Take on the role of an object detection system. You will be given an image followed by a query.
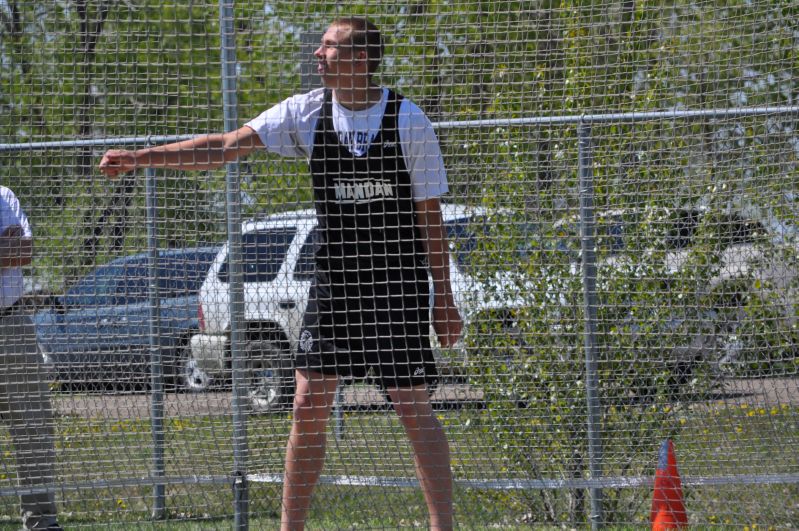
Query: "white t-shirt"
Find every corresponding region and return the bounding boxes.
[245,88,448,201]
[0,186,32,308]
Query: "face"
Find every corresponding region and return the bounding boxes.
[314,24,367,89]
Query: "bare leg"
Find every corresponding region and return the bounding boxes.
[281,369,339,531]
[387,386,453,531]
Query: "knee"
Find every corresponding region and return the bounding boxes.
[292,391,325,414]
[291,370,337,420]
[394,402,440,432]
[392,399,418,421]
[291,391,334,426]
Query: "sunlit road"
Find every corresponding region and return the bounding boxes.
[52,383,484,420]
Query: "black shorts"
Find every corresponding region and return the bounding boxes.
[295,272,438,390]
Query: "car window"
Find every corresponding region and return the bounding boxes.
[63,264,128,307]
[114,265,150,304]
[218,227,296,283]
[293,228,318,281]
[158,250,219,297]
[62,249,218,308]
[664,209,701,250]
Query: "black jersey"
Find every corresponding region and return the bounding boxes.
[296,88,437,389]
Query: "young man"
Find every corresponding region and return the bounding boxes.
[0,186,63,531]
[99,17,461,530]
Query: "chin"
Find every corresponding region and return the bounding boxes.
[322,78,344,90]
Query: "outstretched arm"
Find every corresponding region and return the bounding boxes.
[98,125,264,177]
[415,197,462,348]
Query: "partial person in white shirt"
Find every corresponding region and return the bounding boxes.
[0,186,62,531]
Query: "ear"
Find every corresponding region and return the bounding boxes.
[355,49,369,62]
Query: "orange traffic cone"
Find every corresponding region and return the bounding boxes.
[650,439,688,530]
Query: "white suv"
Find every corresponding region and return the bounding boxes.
[187,203,530,411]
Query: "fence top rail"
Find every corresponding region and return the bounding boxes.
[2,105,798,153]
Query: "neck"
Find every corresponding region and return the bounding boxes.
[333,84,382,110]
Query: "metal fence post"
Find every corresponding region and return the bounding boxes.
[145,161,166,520]
[218,2,248,529]
[577,121,604,529]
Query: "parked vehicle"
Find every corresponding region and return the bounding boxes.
[187,204,533,411]
[35,246,220,391]
[184,202,796,410]
[554,205,798,380]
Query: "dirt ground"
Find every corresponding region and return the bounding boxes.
[52,378,798,421]
[714,377,799,406]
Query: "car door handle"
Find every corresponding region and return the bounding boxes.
[278,299,297,310]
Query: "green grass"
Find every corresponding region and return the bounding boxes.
[0,401,797,529]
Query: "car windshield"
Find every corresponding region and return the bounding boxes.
[62,249,218,307]
[64,263,141,306]
[294,216,537,278]
[218,227,296,283]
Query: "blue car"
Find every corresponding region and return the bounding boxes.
[35,247,219,391]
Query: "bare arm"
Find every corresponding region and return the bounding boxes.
[98,125,264,177]
[0,225,32,269]
[415,197,462,347]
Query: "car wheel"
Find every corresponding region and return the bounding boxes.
[180,358,213,392]
[243,340,295,413]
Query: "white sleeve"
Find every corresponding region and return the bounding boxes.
[398,101,449,201]
[17,200,31,238]
[244,94,314,158]
[0,188,31,238]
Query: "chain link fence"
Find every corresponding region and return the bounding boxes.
[1,1,798,528]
